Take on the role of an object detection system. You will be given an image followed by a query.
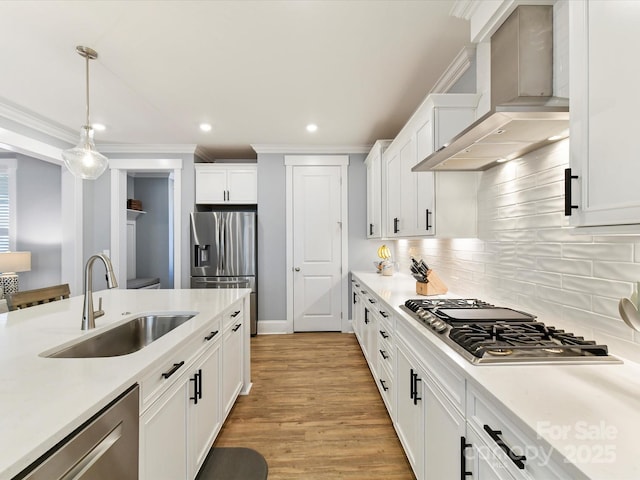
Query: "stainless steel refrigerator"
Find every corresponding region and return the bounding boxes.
[190,211,257,335]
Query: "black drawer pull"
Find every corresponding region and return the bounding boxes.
[364,309,370,324]
[190,369,202,404]
[379,330,389,339]
[411,369,422,405]
[162,361,185,379]
[483,425,526,469]
[230,310,241,317]
[353,292,357,304]
[204,330,219,341]
[379,310,388,318]
[564,168,579,216]
[232,323,242,332]
[379,349,389,360]
[368,298,376,304]
[379,379,389,392]
[393,217,399,233]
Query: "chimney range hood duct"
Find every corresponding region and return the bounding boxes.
[413,5,569,172]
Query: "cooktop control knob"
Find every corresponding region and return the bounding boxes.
[432,319,447,333]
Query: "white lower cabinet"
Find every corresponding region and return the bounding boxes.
[190,341,222,477]
[350,274,581,480]
[139,297,247,480]
[140,373,189,480]
[395,341,425,477]
[222,306,244,418]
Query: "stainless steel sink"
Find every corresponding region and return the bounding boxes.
[46,313,197,358]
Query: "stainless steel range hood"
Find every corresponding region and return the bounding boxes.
[413,5,569,172]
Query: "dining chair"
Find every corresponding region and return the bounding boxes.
[6,283,71,311]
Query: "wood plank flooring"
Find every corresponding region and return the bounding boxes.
[213,333,415,479]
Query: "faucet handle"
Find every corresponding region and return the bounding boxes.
[94,297,105,319]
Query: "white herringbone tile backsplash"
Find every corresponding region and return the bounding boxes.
[393,139,640,362]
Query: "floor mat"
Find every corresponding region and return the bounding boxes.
[196,447,268,480]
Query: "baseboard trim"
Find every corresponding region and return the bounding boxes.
[257,320,290,335]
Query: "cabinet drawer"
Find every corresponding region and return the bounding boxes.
[376,360,394,415]
[140,316,221,411]
[222,301,244,330]
[467,386,572,479]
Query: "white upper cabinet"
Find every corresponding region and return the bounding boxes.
[195,164,257,204]
[365,140,391,239]
[383,94,479,238]
[568,1,640,229]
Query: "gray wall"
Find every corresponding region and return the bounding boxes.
[16,155,62,290]
[134,177,172,288]
[447,55,477,94]
[256,152,371,323]
[85,152,195,290]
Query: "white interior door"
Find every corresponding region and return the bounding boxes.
[291,165,343,331]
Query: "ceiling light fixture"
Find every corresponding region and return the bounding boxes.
[199,123,212,132]
[61,46,108,180]
[306,124,318,133]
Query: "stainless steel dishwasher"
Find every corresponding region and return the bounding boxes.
[14,384,139,480]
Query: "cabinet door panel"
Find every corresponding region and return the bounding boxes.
[424,380,465,480]
[385,151,402,237]
[395,345,424,478]
[190,343,222,477]
[222,322,244,417]
[195,169,227,204]
[570,1,640,227]
[228,169,257,203]
[140,379,188,480]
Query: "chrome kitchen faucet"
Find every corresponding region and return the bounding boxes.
[82,254,118,330]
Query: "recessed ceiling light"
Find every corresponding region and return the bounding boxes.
[199,123,212,132]
[92,123,106,132]
[306,124,318,133]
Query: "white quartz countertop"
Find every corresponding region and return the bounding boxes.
[0,288,249,479]
[352,271,640,480]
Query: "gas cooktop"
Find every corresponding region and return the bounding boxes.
[401,298,621,365]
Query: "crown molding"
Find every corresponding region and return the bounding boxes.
[98,143,197,155]
[194,146,217,163]
[0,98,77,144]
[430,45,476,94]
[450,0,481,20]
[251,144,371,155]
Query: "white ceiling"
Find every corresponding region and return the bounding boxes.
[0,1,471,159]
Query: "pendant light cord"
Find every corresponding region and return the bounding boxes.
[85,53,90,128]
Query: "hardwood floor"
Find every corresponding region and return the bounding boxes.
[214,333,415,479]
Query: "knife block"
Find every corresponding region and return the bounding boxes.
[416,270,448,296]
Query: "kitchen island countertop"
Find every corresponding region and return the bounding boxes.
[0,287,250,479]
[352,270,640,480]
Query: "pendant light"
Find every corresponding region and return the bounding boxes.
[62,46,108,180]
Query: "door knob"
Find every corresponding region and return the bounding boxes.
[294,267,301,272]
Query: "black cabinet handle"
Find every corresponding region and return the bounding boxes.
[393,217,399,233]
[425,209,432,230]
[379,310,388,318]
[369,223,374,236]
[368,298,376,304]
[483,425,526,469]
[379,379,389,392]
[564,168,579,216]
[409,368,415,400]
[364,309,369,324]
[190,369,202,404]
[204,330,219,341]
[162,361,185,379]
[353,292,357,304]
[230,310,241,317]
[355,283,360,287]
[379,349,389,360]
[411,369,422,405]
[232,323,242,332]
[460,437,472,479]
[379,330,389,339]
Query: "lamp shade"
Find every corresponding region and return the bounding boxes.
[0,252,31,273]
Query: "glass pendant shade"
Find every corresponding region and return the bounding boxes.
[62,126,108,180]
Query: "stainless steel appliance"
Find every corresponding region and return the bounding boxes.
[16,384,139,479]
[402,298,620,365]
[190,211,257,335]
